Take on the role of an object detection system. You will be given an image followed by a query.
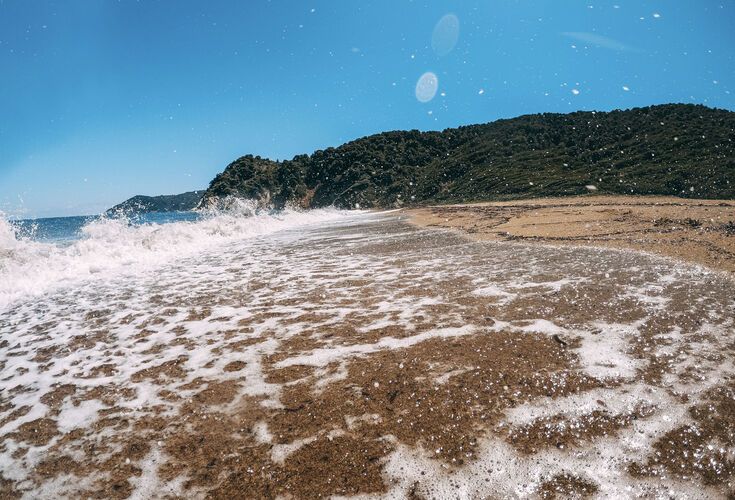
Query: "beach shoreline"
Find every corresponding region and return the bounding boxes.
[3,208,735,498]
[405,195,735,274]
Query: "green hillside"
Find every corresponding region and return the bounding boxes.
[202,104,735,209]
[107,191,204,214]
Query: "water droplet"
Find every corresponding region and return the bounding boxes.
[415,72,439,103]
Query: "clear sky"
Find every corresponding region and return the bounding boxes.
[1,1,733,218]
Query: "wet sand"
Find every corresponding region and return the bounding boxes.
[1,212,735,498]
[407,195,735,273]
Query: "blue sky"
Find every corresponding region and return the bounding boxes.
[1,1,733,218]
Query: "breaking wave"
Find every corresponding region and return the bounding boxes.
[0,200,355,310]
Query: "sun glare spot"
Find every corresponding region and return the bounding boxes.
[415,72,439,103]
[432,14,460,56]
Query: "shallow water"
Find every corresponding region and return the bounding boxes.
[1,212,734,498]
[0,207,349,310]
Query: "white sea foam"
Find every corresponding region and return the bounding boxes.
[0,204,357,310]
[578,321,643,379]
[471,284,517,304]
[2,212,734,497]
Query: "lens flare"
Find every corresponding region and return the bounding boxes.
[415,72,439,103]
[432,14,460,56]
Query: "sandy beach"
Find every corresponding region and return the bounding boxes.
[2,208,735,498]
[4,0,734,496]
[407,195,735,274]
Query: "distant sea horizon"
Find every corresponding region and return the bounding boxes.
[8,211,201,243]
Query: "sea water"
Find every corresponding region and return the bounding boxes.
[0,204,358,311]
[8,212,202,244]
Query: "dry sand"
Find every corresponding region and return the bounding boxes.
[406,195,735,273]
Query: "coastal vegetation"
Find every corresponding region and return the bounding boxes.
[107,191,204,214]
[201,104,735,209]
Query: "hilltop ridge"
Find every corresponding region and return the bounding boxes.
[201,104,735,209]
[107,191,204,214]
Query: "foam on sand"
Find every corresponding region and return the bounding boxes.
[1,211,734,498]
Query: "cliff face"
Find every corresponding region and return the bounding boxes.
[201,104,735,209]
[107,191,204,214]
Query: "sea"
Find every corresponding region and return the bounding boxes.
[0,204,358,310]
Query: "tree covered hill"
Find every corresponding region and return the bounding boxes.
[201,104,735,209]
[107,191,204,214]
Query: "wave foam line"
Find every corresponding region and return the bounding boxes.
[0,202,357,310]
